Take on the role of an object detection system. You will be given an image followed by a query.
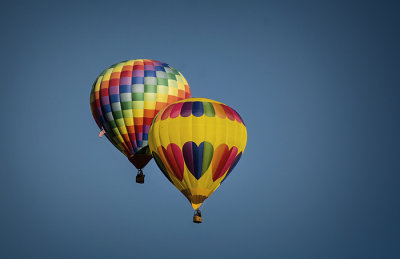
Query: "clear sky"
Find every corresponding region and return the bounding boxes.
[1,0,399,258]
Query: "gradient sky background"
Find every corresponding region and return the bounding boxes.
[1,0,399,258]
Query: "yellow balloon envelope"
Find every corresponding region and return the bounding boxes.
[149,98,247,212]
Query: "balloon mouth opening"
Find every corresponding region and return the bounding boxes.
[128,154,152,169]
[181,189,209,210]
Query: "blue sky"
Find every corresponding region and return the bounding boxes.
[1,0,399,258]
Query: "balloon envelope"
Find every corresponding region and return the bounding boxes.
[90,59,191,169]
[149,98,247,209]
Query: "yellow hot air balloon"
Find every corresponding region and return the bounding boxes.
[148,98,247,223]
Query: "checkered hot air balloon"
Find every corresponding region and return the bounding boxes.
[148,98,247,223]
[90,59,191,183]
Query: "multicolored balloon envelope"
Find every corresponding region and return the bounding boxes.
[149,98,247,213]
[90,59,191,177]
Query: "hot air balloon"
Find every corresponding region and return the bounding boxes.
[148,98,247,223]
[90,59,191,183]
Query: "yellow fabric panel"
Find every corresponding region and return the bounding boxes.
[103,68,113,80]
[133,109,144,117]
[158,116,244,148]
[94,76,102,93]
[118,126,128,135]
[124,116,133,126]
[177,81,185,91]
[112,62,124,72]
[156,93,168,102]
[181,75,189,86]
[144,100,156,109]
[168,80,178,89]
[124,60,134,66]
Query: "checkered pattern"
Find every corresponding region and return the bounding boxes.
[90,59,191,158]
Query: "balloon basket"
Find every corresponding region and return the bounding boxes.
[136,170,145,184]
[193,209,202,223]
[193,215,202,223]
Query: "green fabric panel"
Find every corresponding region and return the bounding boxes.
[132,92,144,101]
[201,142,214,174]
[109,120,117,129]
[203,102,215,117]
[113,110,123,119]
[171,68,180,75]
[157,78,168,86]
[167,73,176,80]
[144,84,157,93]
[121,101,132,110]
